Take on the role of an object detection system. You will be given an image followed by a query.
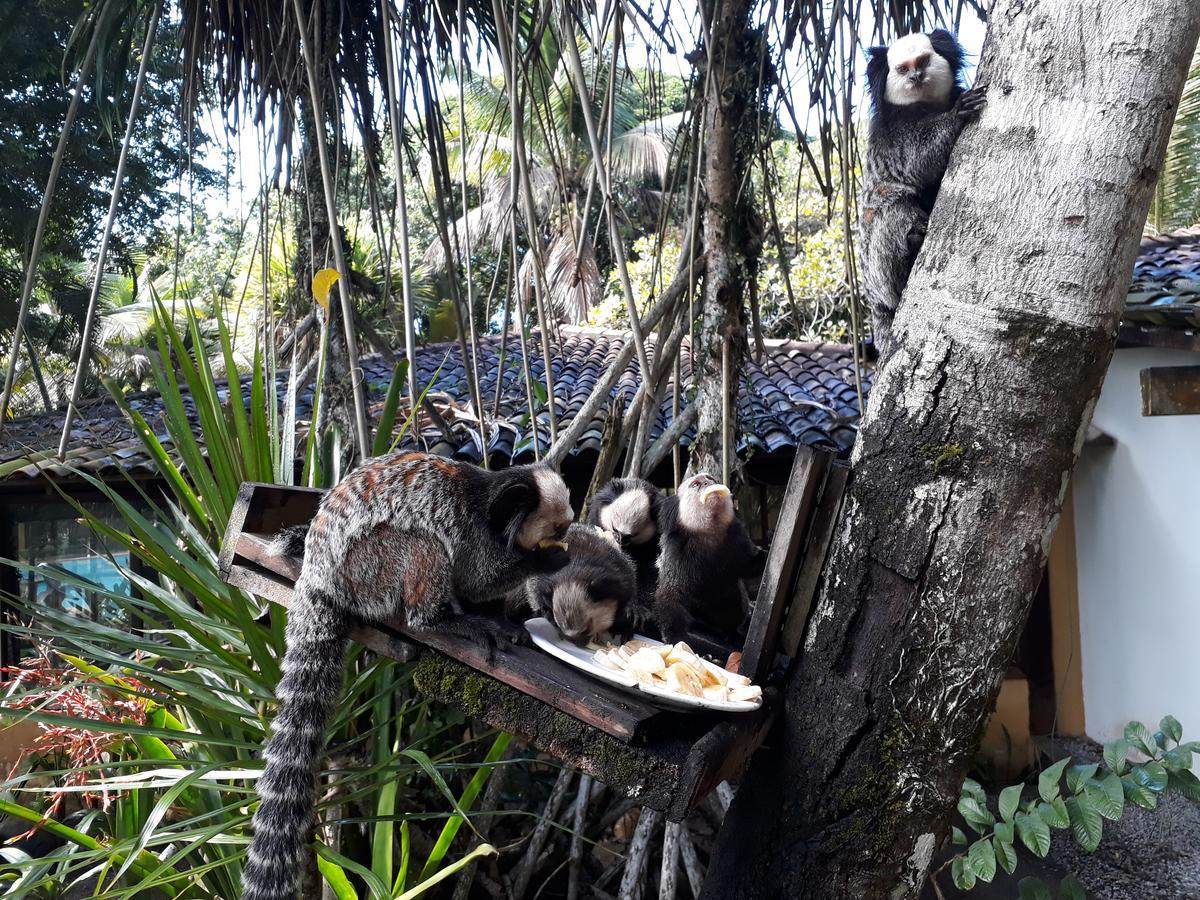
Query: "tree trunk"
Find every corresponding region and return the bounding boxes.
[702,3,1200,898]
[689,0,768,481]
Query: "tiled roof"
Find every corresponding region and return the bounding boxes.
[1125,227,1200,327]
[0,329,868,482]
[4,225,1198,484]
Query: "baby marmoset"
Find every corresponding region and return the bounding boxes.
[654,473,766,651]
[243,453,573,900]
[587,477,663,623]
[860,29,985,363]
[525,523,639,645]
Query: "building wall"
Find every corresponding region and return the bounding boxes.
[1072,347,1200,743]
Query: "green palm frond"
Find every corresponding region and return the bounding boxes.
[1152,51,1200,231]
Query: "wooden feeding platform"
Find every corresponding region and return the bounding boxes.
[218,447,848,821]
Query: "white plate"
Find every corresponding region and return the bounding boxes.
[523,618,762,713]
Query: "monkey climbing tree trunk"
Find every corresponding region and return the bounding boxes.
[702,3,1200,898]
[689,0,769,482]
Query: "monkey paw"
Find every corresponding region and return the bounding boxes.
[956,86,987,118]
[906,220,928,255]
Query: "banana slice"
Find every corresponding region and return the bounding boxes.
[702,685,730,702]
[538,538,568,551]
[664,662,705,697]
[728,684,762,703]
[629,647,667,675]
[593,649,621,670]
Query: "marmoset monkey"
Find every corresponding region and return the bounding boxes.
[860,30,985,362]
[242,452,573,900]
[524,523,639,645]
[654,473,766,651]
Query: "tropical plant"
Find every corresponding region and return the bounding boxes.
[938,715,1200,897]
[0,301,509,898]
[430,40,688,324]
[1152,49,1200,232]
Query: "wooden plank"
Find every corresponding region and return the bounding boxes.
[779,462,849,658]
[677,697,777,818]
[226,556,662,741]
[1140,365,1200,416]
[219,482,322,579]
[1118,321,1200,354]
[739,447,831,684]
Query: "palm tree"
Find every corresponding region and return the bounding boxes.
[427,36,686,324]
[1152,49,1200,231]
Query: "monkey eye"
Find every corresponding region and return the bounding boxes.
[896,63,909,74]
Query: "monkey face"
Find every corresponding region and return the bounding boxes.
[678,473,735,534]
[598,489,656,548]
[884,33,954,107]
[551,580,618,646]
[512,468,574,551]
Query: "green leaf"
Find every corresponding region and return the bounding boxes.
[1162,747,1193,772]
[1086,774,1125,821]
[418,732,513,883]
[1180,741,1200,753]
[962,777,988,806]
[1168,769,1200,802]
[1121,773,1158,810]
[994,821,1014,845]
[951,856,977,891]
[968,837,997,883]
[1125,721,1158,757]
[1037,798,1070,830]
[1066,794,1103,852]
[1059,874,1088,900]
[1067,763,1098,795]
[1039,758,1071,802]
[1018,877,1054,900]
[1000,784,1023,823]
[1103,739,1131,775]
[1016,812,1052,858]
[1136,761,1169,793]
[994,835,1018,875]
[951,826,968,846]
[395,843,497,900]
[957,795,995,833]
[372,360,409,456]
[317,854,360,900]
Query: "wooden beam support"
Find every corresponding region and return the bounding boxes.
[1140,365,1200,416]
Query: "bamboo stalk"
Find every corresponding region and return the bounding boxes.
[379,0,421,420]
[511,766,574,899]
[0,11,103,425]
[658,822,680,900]
[457,0,488,468]
[490,0,559,449]
[676,824,705,899]
[566,772,593,900]
[544,249,702,467]
[558,13,654,397]
[57,1,162,457]
[289,0,371,459]
[616,807,661,900]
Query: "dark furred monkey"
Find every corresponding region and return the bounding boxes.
[242,453,573,900]
[860,30,986,363]
[654,473,766,650]
[525,523,639,645]
[587,477,663,601]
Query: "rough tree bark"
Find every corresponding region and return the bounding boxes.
[689,0,769,481]
[702,2,1200,898]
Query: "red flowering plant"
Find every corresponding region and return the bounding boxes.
[2,646,151,824]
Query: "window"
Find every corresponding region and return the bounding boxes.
[1,492,149,668]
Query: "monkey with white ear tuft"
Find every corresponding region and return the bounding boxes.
[860,29,985,363]
[587,477,663,606]
[524,523,639,646]
[242,453,573,900]
[653,473,766,654]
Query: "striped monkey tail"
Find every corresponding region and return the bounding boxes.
[241,584,348,900]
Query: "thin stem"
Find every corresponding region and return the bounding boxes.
[57,1,162,458]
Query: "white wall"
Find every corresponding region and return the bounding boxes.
[1073,347,1200,743]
